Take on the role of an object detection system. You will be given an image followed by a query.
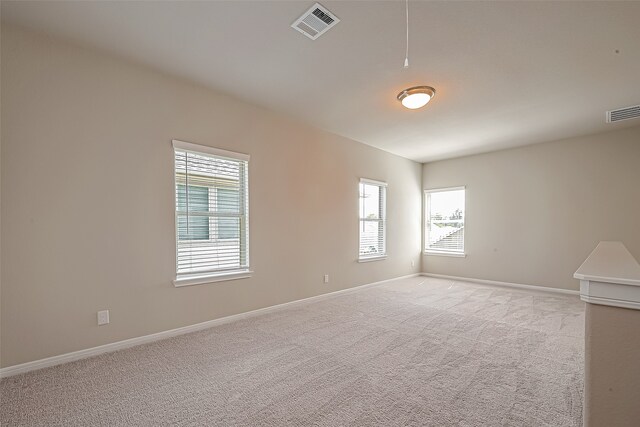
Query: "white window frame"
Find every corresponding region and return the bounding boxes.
[358,178,387,262]
[172,140,252,287]
[424,186,466,258]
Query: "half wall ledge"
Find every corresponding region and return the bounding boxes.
[574,241,640,310]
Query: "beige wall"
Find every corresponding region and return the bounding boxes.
[422,126,640,291]
[0,26,422,368]
[584,304,640,427]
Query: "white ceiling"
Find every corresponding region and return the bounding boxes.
[3,1,640,162]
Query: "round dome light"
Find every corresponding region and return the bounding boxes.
[397,86,436,109]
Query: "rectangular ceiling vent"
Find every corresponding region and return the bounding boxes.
[606,104,640,123]
[291,3,340,40]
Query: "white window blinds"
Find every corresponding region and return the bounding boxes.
[173,140,249,277]
[425,187,465,254]
[359,179,387,260]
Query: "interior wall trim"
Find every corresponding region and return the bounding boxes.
[421,273,580,295]
[0,273,420,378]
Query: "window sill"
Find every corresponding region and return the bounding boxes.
[358,255,387,263]
[423,251,466,258]
[173,270,253,287]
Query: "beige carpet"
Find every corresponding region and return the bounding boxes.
[0,276,584,426]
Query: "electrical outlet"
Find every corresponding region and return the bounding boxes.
[324,274,329,284]
[411,260,415,267]
[97,310,110,326]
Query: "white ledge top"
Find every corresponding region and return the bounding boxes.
[574,241,640,287]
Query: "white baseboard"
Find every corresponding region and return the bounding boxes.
[421,272,579,296]
[0,273,420,379]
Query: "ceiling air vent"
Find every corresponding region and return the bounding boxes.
[291,3,340,40]
[606,104,640,123]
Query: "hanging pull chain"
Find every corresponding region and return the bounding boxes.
[404,0,409,68]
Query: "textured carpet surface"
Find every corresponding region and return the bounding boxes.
[0,277,584,426]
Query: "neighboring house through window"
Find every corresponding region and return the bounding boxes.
[424,186,465,256]
[177,184,209,240]
[359,178,387,261]
[217,188,240,240]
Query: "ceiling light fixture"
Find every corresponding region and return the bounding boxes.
[397,2,436,110]
[397,86,436,109]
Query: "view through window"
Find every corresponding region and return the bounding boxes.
[425,187,465,254]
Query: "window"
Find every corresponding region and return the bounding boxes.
[424,187,465,256]
[173,140,250,285]
[359,178,387,261]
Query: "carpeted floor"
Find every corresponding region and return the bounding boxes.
[0,277,584,426]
